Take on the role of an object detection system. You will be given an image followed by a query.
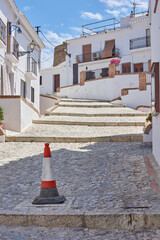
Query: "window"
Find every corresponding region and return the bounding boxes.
[31,87,34,103]
[101,68,109,77]
[40,76,42,85]
[21,80,26,98]
[134,63,143,73]
[122,63,131,74]
[86,71,95,81]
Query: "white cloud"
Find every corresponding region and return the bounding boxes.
[70,26,82,33]
[105,9,120,17]
[23,6,31,11]
[81,11,103,21]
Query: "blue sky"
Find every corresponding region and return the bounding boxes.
[14,0,148,68]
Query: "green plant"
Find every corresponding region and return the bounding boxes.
[0,107,4,121]
[146,113,152,122]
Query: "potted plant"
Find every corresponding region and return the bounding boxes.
[110,59,121,66]
[146,113,152,123]
[0,107,4,128]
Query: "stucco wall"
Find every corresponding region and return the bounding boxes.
[121,85,151,109]
[0,97,39,132]
[40,95,57,115]
[153,115,160,165]
[57,74,139,101]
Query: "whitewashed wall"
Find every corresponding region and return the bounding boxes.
[121,85,151,109]
[0,97,39,132]
[40,95,57,115]
[40,64,67,95]
[57,74,140,101]
[150,0,160,165]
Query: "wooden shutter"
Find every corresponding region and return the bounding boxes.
[154,0,159,13]
[73,63,78,85]
[102,40,115,58]
[40,76,42,85]
[83,44,91,62]
[31,87,35,103]
[134,63,143,73]
[122,62,131,73]
[54,74,60,92]
[155,62,160,112]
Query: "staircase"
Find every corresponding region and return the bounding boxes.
[6,98,147,143]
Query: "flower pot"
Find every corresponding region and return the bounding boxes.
[0,121,3,129]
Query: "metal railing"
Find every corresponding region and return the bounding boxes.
[8,36,19,59]
[76,48,120,63]
[83,62,150,81]
[130,36,151,50]
[82,18,120,36]
[27,57,37,76]
[0,19,6,45]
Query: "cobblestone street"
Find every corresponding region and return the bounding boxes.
[1,142,160,238]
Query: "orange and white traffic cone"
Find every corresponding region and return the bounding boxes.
[32,143,66,205]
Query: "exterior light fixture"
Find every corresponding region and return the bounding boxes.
[18,40,36,57]
[10,25,22,34]
[64,48,71,58]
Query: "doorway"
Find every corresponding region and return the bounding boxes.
[54,74,60,92]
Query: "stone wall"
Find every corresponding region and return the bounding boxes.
[54,43,67,66]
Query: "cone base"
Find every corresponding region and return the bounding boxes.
[32,195,66,205]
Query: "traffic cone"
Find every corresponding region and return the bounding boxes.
[32,143,66,205]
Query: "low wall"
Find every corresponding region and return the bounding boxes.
[0,96,39,132]
[40,95,58,115]
[57,74,139,101]
[121,85,151,109]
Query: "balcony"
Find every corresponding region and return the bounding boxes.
[0,19,6,48]
[76,48,120,64]
[6,37,19,64]
[130,36,151,50]
[26,57,37,80]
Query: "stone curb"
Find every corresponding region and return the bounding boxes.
[1,213,160,229]
[32,120,145,127]
[5,135,143,143]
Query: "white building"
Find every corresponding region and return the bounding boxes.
[0,0,45,132]
[41,11,152,109]
[149,0,160,165]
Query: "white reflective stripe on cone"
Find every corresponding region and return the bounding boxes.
[42,158,54,181]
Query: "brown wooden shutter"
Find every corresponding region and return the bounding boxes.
[102,40,115,58]
[40,76,42,85]
[134,63,143,73]
[155,62,160,112]
[122,62,131,73]
[54,74,60,92]
[83,44,91,62]
[154,0,159,13]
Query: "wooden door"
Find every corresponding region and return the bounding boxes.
[73,63,78,85]
[122,62,131,73]
[54,74,60,92]
[83,44,91,62]
[134,63,143,73]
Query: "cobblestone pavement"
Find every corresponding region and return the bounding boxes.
[0,142,159,214]
[0,226,160,240]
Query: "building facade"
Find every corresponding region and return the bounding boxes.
[0,0,45,132]
[149,0,160,165]
[41,12,152,109]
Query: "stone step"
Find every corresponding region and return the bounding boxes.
[33,115,145,127]
[6,124,143,143]
[0,212,160,230]
[58,102,126,108]
[50,112,147,117]
[51,106,148,116]
[60,98,108,103]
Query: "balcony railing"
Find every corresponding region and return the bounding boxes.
[130,36,151,50]
[0,19,6,45]
[27,57,37,76]
[76,48,120,63]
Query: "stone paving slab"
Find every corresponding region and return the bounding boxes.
[0,142,160,229]
[1,226,160,240]
[58,103,125,108]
